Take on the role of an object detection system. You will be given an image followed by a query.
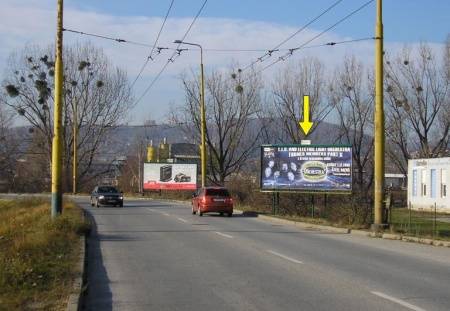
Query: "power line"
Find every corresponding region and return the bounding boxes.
[240,0,344,72]
[131,0,175,89]
[134,0,209,107]
[68,27,352,53]
[238,0,376,86]
[63,28,153,48]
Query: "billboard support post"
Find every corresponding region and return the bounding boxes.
[311,195,315,218]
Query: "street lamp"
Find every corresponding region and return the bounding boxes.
[174,40,207,188]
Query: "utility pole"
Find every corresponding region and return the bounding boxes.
[51,0,64,218]
[72,98,77,194]
[373,0,387,229]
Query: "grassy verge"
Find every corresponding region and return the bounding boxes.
[0,198,90,311]
[390,208,450,240]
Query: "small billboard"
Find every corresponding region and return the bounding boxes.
[143,163,197,190]
[261,144,352,192]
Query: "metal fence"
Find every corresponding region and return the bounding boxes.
[390,203,450,240]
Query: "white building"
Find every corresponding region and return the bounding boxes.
[408,157,449,211]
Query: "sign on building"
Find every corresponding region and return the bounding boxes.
[260,144,352,193]
[143,163,197,190]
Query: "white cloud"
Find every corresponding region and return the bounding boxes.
[0,1,445,124]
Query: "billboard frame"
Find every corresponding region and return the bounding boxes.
[143,162,198,191]
[260,144,353,194]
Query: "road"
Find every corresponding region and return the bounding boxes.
[74,197,450,311]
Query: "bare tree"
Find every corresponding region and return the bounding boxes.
[0,101,18,189]
[172,67,264,184]
[272,57,332,142]
[384,43,450,174]
[330,56,374,193]
[2,42,133,190]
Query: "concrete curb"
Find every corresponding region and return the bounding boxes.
[350,229,371,237]
[66,208,88,311]
[381,233,402,240]
[255,213,351,234]
[66,235,86,311]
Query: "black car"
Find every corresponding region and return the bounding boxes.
[90,185,124,207]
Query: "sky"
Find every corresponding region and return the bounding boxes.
[1,0,449,125]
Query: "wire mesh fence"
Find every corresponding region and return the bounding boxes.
[390,203,450,240]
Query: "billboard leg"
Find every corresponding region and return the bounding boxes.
[311,195,315,218]
[276,192,280,214]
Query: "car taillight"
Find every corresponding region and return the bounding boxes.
[201,196,207,204]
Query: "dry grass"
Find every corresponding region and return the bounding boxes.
[0,197,89,311]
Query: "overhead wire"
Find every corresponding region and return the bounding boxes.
[239,0,344,72]
[236,0,376,88]
[131,0,175,89]
[133,0,208,106]
[63,28,153,48]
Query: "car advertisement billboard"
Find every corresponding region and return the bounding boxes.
[143,163,197,190]
[261,145,352,192]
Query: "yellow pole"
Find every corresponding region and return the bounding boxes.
[374,0,386,227]
[72,99,77,194]
[51,0,64,218]
[200,48,206,188]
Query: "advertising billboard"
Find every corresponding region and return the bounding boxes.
[143,163,197,190]
[261,145,352,192]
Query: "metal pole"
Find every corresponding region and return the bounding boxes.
[408,201,411,234]
[174,40,207,188]
[434,202,437,239]
[51,0,64,218]
[138,147,142,193]
[72,98,77,194]
[199,47,206,188]
[373,0,386,228]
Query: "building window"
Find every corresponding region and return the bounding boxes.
[412,170,417,197]
[421,170,427,197]
[430,169,436,198]
[442,169,447,198]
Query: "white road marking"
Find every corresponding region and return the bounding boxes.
[371,291,427,311]
[177,217,188,223]
[266,250,303,264]
[214,231,233,239]
[162,212,170,216]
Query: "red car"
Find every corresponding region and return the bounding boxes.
[192,187,233,217]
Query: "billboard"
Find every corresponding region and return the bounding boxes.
[143,163,197,190]
[261,145,352,192]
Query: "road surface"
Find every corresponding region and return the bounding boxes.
[74,197,450,311]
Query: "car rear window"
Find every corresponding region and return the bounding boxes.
[205,189,230,196]
[98,186,118,193]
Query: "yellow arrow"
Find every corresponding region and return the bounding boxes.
[299,95,313,135]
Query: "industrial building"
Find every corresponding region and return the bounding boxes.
[408,157,449,211]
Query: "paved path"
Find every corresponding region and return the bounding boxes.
[75,197,450,311]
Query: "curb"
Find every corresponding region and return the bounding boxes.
[256,213,350,234]
[66,209,88,311]
[66,235,86,311]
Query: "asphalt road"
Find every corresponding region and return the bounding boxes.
[75,197,450,311]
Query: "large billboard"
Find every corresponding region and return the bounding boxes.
[261,145,352,192]
[143,163,197,190]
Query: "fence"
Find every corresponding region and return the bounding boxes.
[390,203,450,240]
